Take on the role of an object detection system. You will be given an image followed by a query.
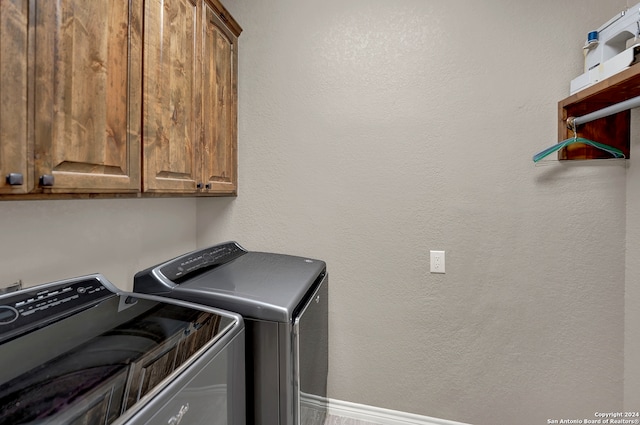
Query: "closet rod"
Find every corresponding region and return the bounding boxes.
[570,94,640,127]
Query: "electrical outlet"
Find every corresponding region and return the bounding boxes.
[430,251,445,274]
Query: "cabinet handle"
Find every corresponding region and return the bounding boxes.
[196,183,204,189]
[39,174,54,187]
[5,173,23,186]
[205,184,211,190]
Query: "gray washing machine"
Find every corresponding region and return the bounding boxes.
[0,274,245,425]
[133,241,328,425]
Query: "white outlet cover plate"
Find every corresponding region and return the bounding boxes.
[430,250,445,274]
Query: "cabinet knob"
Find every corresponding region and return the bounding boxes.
[196,183,204,189]
[205,184,211,190]
[5,173,23,186]
[39,174,54,187]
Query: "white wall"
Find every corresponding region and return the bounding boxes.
[197,1,633,424]
[0,198,197,290]
[0,1,633,424]
[626,112,640,409]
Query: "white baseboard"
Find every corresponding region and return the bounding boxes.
[301,393,472,425]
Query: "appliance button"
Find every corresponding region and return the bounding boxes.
[0,306,19,324]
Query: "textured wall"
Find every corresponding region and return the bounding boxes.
[198,0,632,424]
[0,198,197,290]
[627,112,640,409]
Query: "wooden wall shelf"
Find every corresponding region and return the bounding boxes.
[558,63,640,160]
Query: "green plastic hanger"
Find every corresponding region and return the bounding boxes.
[532,136,625,163]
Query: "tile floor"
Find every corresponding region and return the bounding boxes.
[323,414,382,425]
[302,404,383,425]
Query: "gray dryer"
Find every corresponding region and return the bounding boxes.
[133,241,328,425]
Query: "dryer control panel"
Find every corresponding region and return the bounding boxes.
[159,242,247,283]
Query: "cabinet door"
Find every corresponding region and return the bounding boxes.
[0,0,29,194]
[34,0,142,193]
[143,0,200,193]
[201,0,240,195]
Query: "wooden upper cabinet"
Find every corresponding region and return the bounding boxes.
[201,0,240,195]
[33,0,142,193]
[0,0,29,194]
[0,0,238,199]
[143,0,241,195]
[143,0,200,193]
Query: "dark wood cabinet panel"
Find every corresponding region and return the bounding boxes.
[33,0,142,193]
[143,0,200,193]
[0,0,29,194]
[201,0,239,195]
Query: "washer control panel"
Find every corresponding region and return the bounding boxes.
[159,241,247,283]
[0,277,112,342]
